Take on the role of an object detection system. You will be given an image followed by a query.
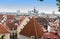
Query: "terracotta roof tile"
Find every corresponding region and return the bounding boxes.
[43,32,60,39]
[19,17,44,38]
[0,23,10,34]
[6,22,17,30]
[7,14,15,20]
[6,16,27,30]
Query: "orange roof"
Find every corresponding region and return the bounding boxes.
[19,17,44,38]
[0,23,10,34]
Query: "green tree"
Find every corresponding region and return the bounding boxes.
[56,0,60,12]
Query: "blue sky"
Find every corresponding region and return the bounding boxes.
[0,0,59,13]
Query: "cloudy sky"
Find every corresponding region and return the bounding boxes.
[0,0,60,14]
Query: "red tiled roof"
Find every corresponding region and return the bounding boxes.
[0,23,10,34]
[6,16,27,30]
[19,17,44,38]
[7,14,16,20]
[6,15,17,30]
[6,22,17,30]
[43,32,60,39]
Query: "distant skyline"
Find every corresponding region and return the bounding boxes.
[0,0,60,14]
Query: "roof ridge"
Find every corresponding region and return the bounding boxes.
[32,17,39,39]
